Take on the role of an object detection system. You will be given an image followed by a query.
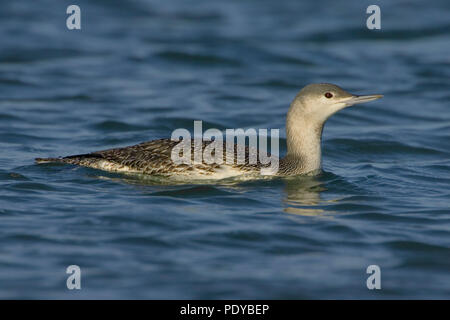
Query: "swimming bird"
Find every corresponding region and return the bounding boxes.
[36,83,382,180]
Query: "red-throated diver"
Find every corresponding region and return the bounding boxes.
[35,84,382,179]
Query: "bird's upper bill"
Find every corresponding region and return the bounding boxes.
[341,94,383,107]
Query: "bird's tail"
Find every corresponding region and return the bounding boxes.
[35,153,103,165]
[35,157,65,164]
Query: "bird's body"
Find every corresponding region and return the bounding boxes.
[36,84,382,180]
[37,139,269,180]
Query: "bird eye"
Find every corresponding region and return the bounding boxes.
[324,92,333,98]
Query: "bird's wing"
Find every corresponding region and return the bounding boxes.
[40,138,266,174]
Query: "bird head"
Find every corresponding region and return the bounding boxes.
[290,83,383,123]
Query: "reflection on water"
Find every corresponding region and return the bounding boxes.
[93,166,335,218]
[283,174,331,217]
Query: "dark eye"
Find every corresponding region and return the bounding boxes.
[324,92,333,98]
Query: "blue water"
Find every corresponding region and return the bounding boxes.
[0,0,449,299]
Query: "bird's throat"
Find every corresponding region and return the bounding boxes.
[284,116,323,174]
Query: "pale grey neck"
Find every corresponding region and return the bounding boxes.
[282,105,324,175]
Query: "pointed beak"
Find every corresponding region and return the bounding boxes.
[343,94,383,106]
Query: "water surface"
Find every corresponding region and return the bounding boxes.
[0,0,449,299]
